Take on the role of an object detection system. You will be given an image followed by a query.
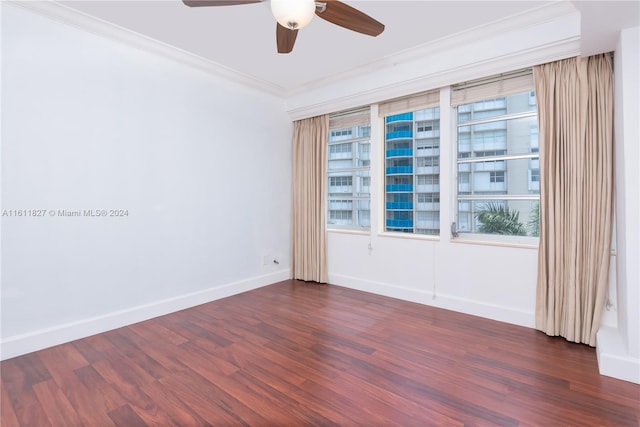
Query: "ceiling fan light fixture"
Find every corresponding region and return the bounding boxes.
[270,0,316,30]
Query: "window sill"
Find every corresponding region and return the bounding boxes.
[327,228,370,236]
[451,234,538,249]
[378,232,440,242]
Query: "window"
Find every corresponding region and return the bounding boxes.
[329,143,351,154]
[330,129,353,139]
[380,90,441,236]
[329,176,353,188]
[452,70,540,237]
[417,193,439,203]
[489,171,505,183]
[530,169,540,182]
[417,175,439,185]
[329,210,353,221]
[327,108,371,229]
[416,156,439,167]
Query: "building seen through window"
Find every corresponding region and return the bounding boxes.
[384,107,441,235]
[455,87,540,237]
[327,109,371,229]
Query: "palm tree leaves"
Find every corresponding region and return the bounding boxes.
[474,201,527,236]
[528,202,540,237]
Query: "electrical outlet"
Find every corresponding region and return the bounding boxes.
[263,255,271,266]
[273,256,280,265]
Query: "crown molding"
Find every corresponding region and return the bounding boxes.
[285,37,580,121]
[284,3,582,120]
[6,0,285,97]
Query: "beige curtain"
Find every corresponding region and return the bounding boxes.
[291,115,329,283]
[534,54,614,346]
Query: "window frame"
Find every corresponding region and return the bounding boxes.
[381,102,442,238]
[452,83,540,245]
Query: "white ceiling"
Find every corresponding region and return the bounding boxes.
[56,0,639,93]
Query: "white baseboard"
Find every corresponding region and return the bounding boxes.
[0,269,290,361]
[597,326,640,384]
[329,273,535,328]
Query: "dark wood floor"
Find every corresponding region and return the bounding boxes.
[2,280,638,426]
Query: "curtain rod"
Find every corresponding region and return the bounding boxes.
[329,106,370,119]
[452,68,532,92]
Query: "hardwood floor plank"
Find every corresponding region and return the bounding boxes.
[228,369,344,427]
[158,370,268,425]
[1,358,52,427]
[570,379,640,408]
[299,375,463,427]
[128,318,190,347]
[0,379,21,427]
[32,379,83,426]
[61,382,122,426]
[217,342,314,386]
[36,348,123,426]
[37,343,89,379]
[108,404,148,427]
[71,333,116,364]
[91,358,157,409]
[312,342,519,426]
[176,340,239,377]
[104,328,175,381]
[1,353,51,387]
[71,365,129,413]
[140,379,213,427]
[2,280,638,426]
[221,356,357,425]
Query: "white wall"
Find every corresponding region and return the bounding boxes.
[597,25,640,384]
[1,4,292,359]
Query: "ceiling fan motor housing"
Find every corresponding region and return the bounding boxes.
[270,0,316,30]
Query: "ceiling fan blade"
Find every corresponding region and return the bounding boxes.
[183,0,263,7]
[276,23,298,54]
[315,1,384,37]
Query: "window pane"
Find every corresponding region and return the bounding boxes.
[385,107,440,235]
[457,116,537,158]
[327,117,371,230]
[457,157,539,196]
[457,199,540,237]
[457,92,535,124]
[456,87,539,237]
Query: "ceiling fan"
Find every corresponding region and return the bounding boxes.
[182,0,385,54]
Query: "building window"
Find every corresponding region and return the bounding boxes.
[327,108,371,229]
[329,176,353,188]
[329,143,351,154]
[452,70,540,237]
[489,171,505,183]
[530,169,540,182]
[329,210,353,221]
[330,129,353,139]
[417,175,439,185]
[383,104,440,235]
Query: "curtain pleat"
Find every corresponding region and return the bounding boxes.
[291,115,329,283]
[534,54,613,346]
